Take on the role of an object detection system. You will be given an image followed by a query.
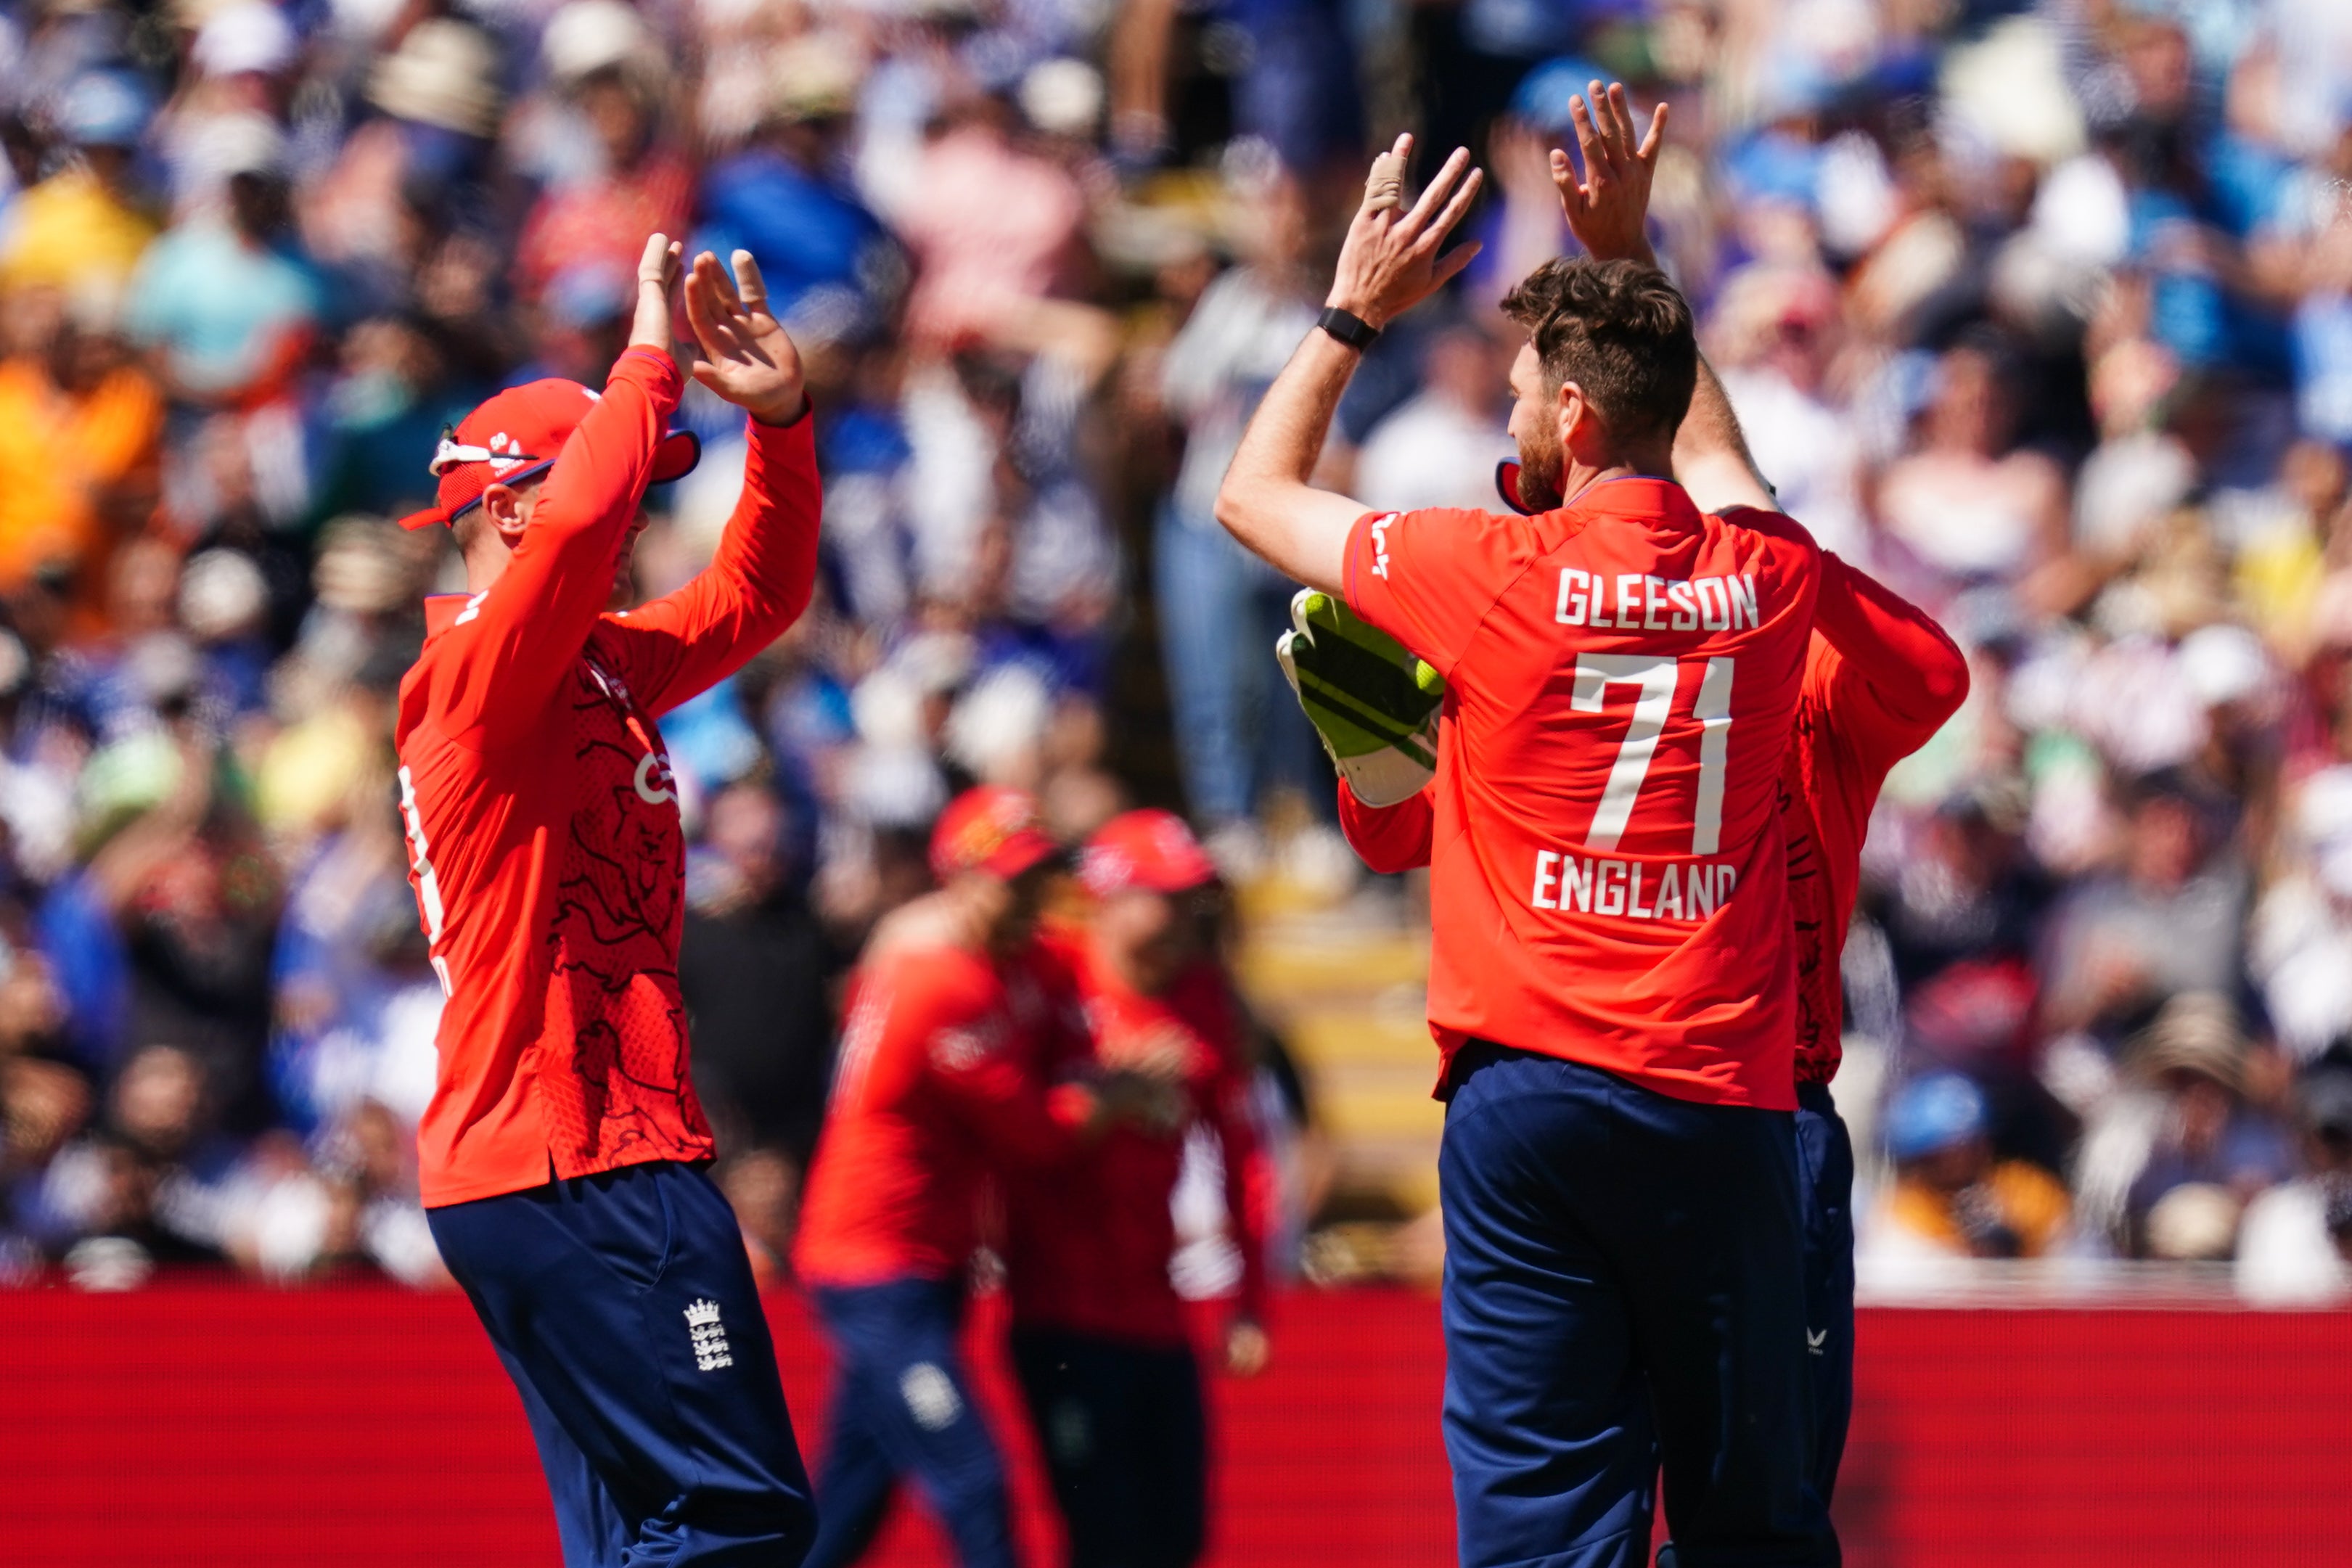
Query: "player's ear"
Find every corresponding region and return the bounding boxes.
[1557,379,1595,457]
[481,482,532,549]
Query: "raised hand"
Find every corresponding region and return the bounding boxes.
[1326,134,1486,330]
[628,233,684,353]
[1553,81,1668,266]
[684,248,809,426]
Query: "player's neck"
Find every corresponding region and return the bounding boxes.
[1554,427,1677,506]
[1556,458,1661,509]
[462,541,514,596]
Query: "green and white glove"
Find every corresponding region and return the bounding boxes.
[1277,589,1446,808]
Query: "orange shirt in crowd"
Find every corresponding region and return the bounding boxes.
[0,353,165,603]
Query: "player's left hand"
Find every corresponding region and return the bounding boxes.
[1553,80,1667,268]
[684,249,809,426]
[629,233,683,353]
[1325,134,1485,331]
[1224,1318,1270,1378]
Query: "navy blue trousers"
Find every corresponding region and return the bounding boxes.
[1009,1326,1208,1568]
[427,1160,816,1568]
[1439,1046,1838,1568]
[804,1278,1013,1568]
[1793,1084,1856,1509]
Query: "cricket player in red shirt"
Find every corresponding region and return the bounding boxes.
[792,785,1134,1568]
[1548,89,1969,1526]
[395,236,821,1567]
[1003,808,1270,1568]
[1214,96,1837,1565]
[1335,544,1969,1516]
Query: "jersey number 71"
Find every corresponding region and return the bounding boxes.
[1570,654,1735,856]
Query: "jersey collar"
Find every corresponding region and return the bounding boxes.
[1498,467,1704,525]
[1565,474,1703,525]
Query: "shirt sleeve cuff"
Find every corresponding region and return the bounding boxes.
[610,345,683,398]
[746,401,818,456]
[1341,509,1378,613]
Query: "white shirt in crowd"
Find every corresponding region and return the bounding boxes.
[2234,1181,2351,1306]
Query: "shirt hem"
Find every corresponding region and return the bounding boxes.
[420,1144,708,1209]
[1432,1030,1798,1113]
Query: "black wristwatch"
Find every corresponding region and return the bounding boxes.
[1316,305,1380,352]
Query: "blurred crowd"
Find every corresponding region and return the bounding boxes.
[3,0,2352,1305]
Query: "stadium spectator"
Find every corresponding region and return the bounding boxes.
[680,780,840,1170]
[1350,323,1515,514]
[1861,1072,2072,1273]
[1152,156,1328,853]
[2236,1070,2352,1304]
[0,291,164,617]
[2113,995,2295,1257]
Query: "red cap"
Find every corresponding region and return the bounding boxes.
[930,785,1061,882]
[396,374,700,530]
[1079,809,1217,897]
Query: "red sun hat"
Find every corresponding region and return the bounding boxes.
[930,784,1062,883]
[396,374,700,531]
[1080,808,1218,897]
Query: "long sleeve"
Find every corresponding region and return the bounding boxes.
[1337,783,1435,874]
[1810,551,1971,775]
[921,961,1093,1170]
[602,409,823,718]
[934,1047,1091,1170]
[1168,966,1269,1326]
[432,349,683,742]
[1213,1067,1271,1325]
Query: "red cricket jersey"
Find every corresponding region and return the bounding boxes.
[1001,933,1268,1346]
[1780,554,1970,1083]
[793,936,1096,1289]
[1342,479,1820,1109]
[393,348,821,1207]
[1338,549,1967,1093]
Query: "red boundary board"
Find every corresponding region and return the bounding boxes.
[5,1284,2348,1567]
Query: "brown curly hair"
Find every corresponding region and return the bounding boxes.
[1500,258,1697,450]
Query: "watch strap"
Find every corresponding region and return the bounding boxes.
[1316,306,1380,351]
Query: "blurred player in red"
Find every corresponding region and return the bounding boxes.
[793,785,1139,1568]
[1215,91,1838,1567]
[394,237,821,1566]
[1004,808,1271,1568]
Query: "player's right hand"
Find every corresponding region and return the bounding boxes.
[684,249,810,427]
[1324,134,1485,331]
[1277,588,1445,809]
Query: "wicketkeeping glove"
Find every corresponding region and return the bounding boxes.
[1277,589,1446,809]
